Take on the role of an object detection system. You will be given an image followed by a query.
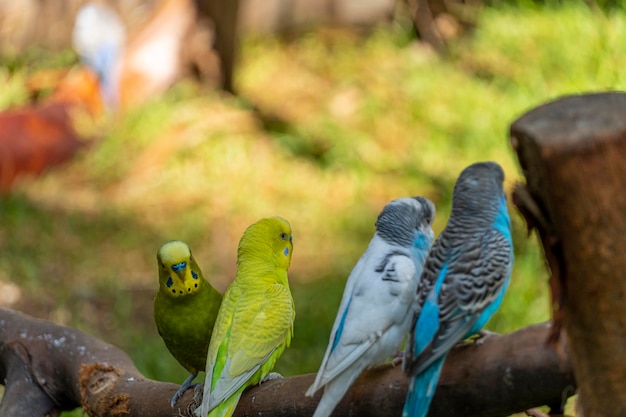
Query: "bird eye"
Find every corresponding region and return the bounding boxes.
[280,232,287,240]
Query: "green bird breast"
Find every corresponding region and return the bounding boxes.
[154,282,221,373]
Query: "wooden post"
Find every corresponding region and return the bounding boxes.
[510,92,626,417]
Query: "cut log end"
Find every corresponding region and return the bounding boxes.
[510,91,626,417]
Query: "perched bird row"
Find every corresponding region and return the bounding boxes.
[153,161,514,417]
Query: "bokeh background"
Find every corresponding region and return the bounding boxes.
[2,0,626,415]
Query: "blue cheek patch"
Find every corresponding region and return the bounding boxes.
[414,233,430,251]
[191,271,199,279]
[166,277,173,288]
[284,247,289,256]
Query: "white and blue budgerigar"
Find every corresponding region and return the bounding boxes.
[72,2,126,107]
[306,197,436,417]
[403,161,514,417]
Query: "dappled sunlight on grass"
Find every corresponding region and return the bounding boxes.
[456,4,626,96]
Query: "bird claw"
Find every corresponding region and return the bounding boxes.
[170,389,184,408]
[170,373,200,408]
[525,408,550,417]
[261,372,283,383]
[189,384,204,415]
[193,383,204,401]
[474,329,499,345]
[391,351,404,367]
[171,382,201,407]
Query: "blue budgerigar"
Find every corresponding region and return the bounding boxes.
[403,161,514,417]
[306,197,436,417]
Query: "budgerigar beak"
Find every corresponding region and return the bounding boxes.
[171,261,187,280]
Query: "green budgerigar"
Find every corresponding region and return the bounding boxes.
[154,241,222,407]
[196,217,295,417]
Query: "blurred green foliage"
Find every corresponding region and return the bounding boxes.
[1,2,622,416]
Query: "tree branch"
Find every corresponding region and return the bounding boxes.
[0,308,574,417]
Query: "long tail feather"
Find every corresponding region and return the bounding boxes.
[402,356,445,417]
[200,388,242,417]
[311,367,362,417]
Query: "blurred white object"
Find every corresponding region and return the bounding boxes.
[72,2,126,107]
[72,0,196,110]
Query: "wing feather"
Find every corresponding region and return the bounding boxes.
[413,228,511,373]
[308,241,418,394]
[204,283,293,411]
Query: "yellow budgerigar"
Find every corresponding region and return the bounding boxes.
[154,241,223,407]
[196,217,295,417]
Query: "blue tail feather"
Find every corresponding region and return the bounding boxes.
[403,356,445,417]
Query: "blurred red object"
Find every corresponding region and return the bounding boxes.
[0,0,211,194]
[0,68,102,194]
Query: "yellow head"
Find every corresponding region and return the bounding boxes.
[237,216,293,271]
[157,240,204,298]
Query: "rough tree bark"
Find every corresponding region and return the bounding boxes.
[0,308,574,417]
[510,91,626,417]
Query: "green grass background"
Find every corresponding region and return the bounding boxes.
[2,1,625,415]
